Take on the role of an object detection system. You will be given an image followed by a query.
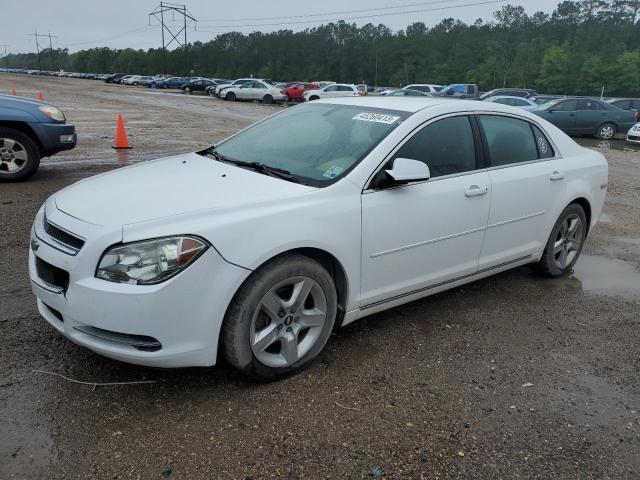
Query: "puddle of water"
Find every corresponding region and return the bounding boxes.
[575,137,640,152]
[572,255,640,301]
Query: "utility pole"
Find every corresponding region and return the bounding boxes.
[0,44,9,70]
[28,31,43,72]
[47,32,57,71]
[149,2,197,75]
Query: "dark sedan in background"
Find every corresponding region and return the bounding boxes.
[181,79,217,94]
[533,97,637,139]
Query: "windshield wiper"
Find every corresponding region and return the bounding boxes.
[202,147,300,183]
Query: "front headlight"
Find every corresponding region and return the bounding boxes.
[96,236,208,285]
[38,105,66,122]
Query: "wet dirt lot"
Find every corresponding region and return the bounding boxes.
[1,75,639,479]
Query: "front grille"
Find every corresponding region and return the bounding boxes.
[43,215,85,252]
[35,256,70,290]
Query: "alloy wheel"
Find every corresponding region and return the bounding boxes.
[598,124,615,139]
[250,276,328,368]
[0,138,28,174]
[552,213,583,269]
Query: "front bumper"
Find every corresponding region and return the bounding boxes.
[627,130,640,144]
[28,202,250,368]
[30,122,77,156]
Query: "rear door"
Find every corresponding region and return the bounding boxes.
[477,114,563,266]
[574,99,607,134]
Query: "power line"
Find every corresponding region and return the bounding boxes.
[199,0,473,23]
[195,0,507,31]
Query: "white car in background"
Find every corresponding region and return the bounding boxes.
[627,123,640,144]
[122,75,154,86]
[403,84,443,94]
[214,78,256,97]
[304,83,360,101]
[484,95,539,111]
[29,98,607,381]
[221,80,286,104]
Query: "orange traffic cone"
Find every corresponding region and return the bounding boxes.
[12,88,16,96]
[36,91,45,101]
[112,113,132,149]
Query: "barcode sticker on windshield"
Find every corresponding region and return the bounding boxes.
[353,112,400,124]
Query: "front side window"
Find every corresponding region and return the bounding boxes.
[213,104,408,186]
[479,115,539,166]
[553,99,578,111]
[393,116,476,178]
[324,85,338,92]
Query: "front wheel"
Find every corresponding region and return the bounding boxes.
[184,87,190,94]
[225,92,236,101]
[0,128,41,182]
[308,95,319,101]
[222,253,337,381]
[596,122,616,140]
[537,203,587,277]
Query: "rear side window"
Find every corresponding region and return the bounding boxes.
[532,125,555,159]
[393,115,476,178]
[478,115,538,166]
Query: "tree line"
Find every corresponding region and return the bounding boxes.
[5,1,640,96]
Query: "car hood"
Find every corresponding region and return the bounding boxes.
[53,152,317,227]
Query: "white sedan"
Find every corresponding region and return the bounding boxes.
[627,123,640,144]
[221,80,286,104]
[29,98,607,380]
[483,95,540,110]
[304,83,360,101]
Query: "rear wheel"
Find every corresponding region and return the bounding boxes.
[262,94,273,105]
[537,203,587,277]
[0,128,41,182]
[225,92,236,101]
[596,122,616,140]
[222,253,337,381]
[184,87,191,94]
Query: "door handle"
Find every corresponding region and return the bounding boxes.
[464,185,489,197]
[549,171,564,181]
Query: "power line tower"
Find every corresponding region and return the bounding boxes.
[28,32,57,71]
[28,31,43,71]
[148,2,197,74]
[0,44,10,70]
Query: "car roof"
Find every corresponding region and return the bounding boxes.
[490,95,535,101]
[313,96,557,116]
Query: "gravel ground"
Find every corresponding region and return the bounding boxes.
[1,75,639,480]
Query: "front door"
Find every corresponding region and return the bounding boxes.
[361,115,491,307]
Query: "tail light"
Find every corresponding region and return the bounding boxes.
[356,91,363,96]
[633,111,638,122]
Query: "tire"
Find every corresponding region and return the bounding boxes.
[0,128,41,182]
[537,203,587,277]
[222,253,338,381]
[225,92,236,101]
[133,82,139,86]
[596,122,616,140]
[262,94,273,105]
[184,87,190,94]
[308,95,319,101]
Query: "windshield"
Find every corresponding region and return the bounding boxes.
[212,103,408,186]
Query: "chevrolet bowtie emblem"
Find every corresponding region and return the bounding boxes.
[30,238,40,252]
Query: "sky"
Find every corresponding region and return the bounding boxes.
[3,0,562,54]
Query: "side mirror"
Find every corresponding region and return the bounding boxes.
[385,158,430,183]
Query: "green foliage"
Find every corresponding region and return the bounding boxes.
[5,1,640,96]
